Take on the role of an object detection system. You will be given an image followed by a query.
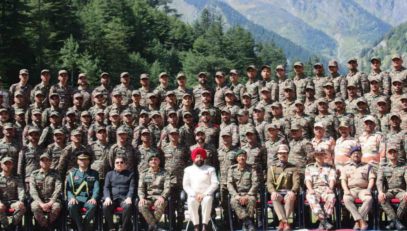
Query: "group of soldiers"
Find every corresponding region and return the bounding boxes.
[0,53,405,231]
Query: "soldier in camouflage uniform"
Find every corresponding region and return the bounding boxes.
[9,69,32,106]
[229,69,245,106]
[92,72,112,106]
[108,127,138,175]
[45,129,66,170]
[49,70,73,110]
[327,60,347,98]
[345,58,369,97]
[312,63,328,98]
[264,123,287,167]
[288,124,314,175]
[179,111,196,149]
[31,69,51,106]
[390,76,405,114]
[305,147,336,230]
[193,72,213,110]
[30,153,62,228]
[290,100,314,139]
[267,144,300,231]
[138,153,171,231]
[368,57,391,96]
[113,72,133,106]
[174,73,193,107]
[0,157,26,229]
[137,128,162,173]
[0,123,20,172]
[90,126,110,181]
[389,54,407,95]
[190,127,218,169]
[227,149,259,231]
[292,62,312,101]
[314,98,339,139]
[241,128,267,180]
[377,144,407,230]
[219,108,239,148]
[245,65,260,105]
[214,71,228,109]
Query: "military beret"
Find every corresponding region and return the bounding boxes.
[34,90,44,96]
[150,111,161,117]
[141,128,150,134]
[1,157,13,164]
[3,123,13,129]
[28,127,41,134]
[168,128,179,134]
[277,144,289,153]
[370,57,381,63]
[275,65,285,70]
[132,90,140,96]
[261,65,271,70]
[71,129,82,136]
[229,69,239,75]
[53,129,65,135]
[235,149,247,158]
[58,70,68,75]
[328,60,338,67]
[40,69,50,74]
[120,72,130,78]
[194,127,206,135]
[293,62,304,67]
[40,153,51,160]
[117,126,128,134]
[147,152,161,162]
[140,73,149,79]
[76,151,91,160]
[220,130,232,137]
[159,72,169,78]
[176,72,186,79]
[19,69,29,75]
[363,115,377,123]
[246,65,257,71]
[50,111,61,117]
[100,72,110,78]
[347,58,357,63]
[392,54,402,60]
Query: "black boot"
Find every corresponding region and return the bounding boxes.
[386,220,396,230]
[395,219,406,230]
[322,219,334,230]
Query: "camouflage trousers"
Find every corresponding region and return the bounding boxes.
[343,188,373,221]
[306,186,336,219]
[379,190,407,220]
[0,201,26,227]
[31,200,61,227]
[139,198,167,226]
[230,195,256,220]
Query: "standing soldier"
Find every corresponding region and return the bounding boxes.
[92,72,112,106]
[66,152,100,231]
[138,153,171,231]
[288,124,314,174]
[214,71,228,109]
[113,72,134,106]
[30,153,62,229]
[228,149,259,231]
[190,127,218,170]
[358,116,385,168]
[292,62,312,101]
[31,69,51,105]
[388,54,407,94]
[341,146,374,231]
[154,72,171,107]
[327,60,346,98]
[267,144,300,231]
[0,157,26,229]
[45,129,66,170]
[0,123,20,170]
[305,147,336,230]
[90,127,110,181]
[174,72,193,106]
[368,57,391,96]
[275,65,291,102]
[229,69,245,106]
[9,69,32,106]
[264,123,287,167]
[108,127,138,175]
[193,72,213,110]
[345,58,369,97]
[245,65,260,105]
[138,73,153,108]
[377,144,407,230]
[49,70,73,110]
[219,108,239,148]
[137,128,161,173]
[312,63,328,98]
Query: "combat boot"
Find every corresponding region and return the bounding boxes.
[395,219,406,230]
[385,220,396,230]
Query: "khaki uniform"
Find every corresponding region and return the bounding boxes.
[377,163,407,220]
[0,172,26,227]
[305,163,336,218]
[227,164,259,220]
[138,168,171,225]
[341,161,375,221]
[267,162,300,221]
[30,169,62,227]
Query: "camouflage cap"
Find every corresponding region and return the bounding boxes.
[141,128,150,134]
[71,129,82,136]
[95,126,106,133]
[165,91,175,97]
[74,92,83,98]
[275,65,285,70]
[237,109,248,116]
[194,127,206,135]
[34,90,44,96]
[116,126,127,134]
[283,83,294,90]
[201,90,211,96]
[19,69,29,75]
[182,93,192,98]
[260,87,271,93]
[93,90,103,97]
[109,110,120,116]
[50,111,61,117]
[347,58,357,63]
[176,72,186,79]
[368,75,380,83]
[197,71,208,77]
[271,102,282,108]
[290,123,302,131]
[392,54,402,60]
[389,113,401,120]
[150,110,161,117]
[316,98,328,105]
[376,96,388,104]
[112,90,122,96]
[14,90,23,96]
[245,127,256,135]
[140,110,149,116]
[96,109,105,115]
[121,109,132,116]
[120,72,130,78]
[254,105,265,112]
[3,123,13,129]
[387,143,399,152]
[168,127,179,134]
[338,120,350,128]
[1,157,13,164]
[14,108,25,115]
[356,97,368,105]
[147,92,157,98]
[266,123,280,130]
[225,89,234,95]
[294,99,304,105]
[28,127,41,134]
[58,70,68,75]
[242,92,251,98]
[220,130,232,137]
[333,97,344,104]
[132,90,140,96]
[147,151,161,162]
[78,73,86,79]
[167,110,177,116]
[229,69,238,75]
[199,109,210,116]
[363,115,377,123]
[323,81,334,87]
[0,108,8,113]
[346,81,357,88]
[313,63,323,68]
[221,108,231,114]
[293,62,304,67]
[215,71,225,77]
[159,72,169,78]
[314,146,328,154]
[53,129,65,135]
[314,122,325,128]
[401,94,407,100]
[305,84,315,90]
[235,149,247,158]
[39,153,51,160]
[183,111,192,118]
[277,144,289,153]
[140,73,149,79]
[40,69,50,74]
[392,76,403,83]
[370,57,381,63]
[261,65,271,70]
[100,72,110,78]
[66,109,76,115]
[32,109,42,115]
[328,60,338,67]
[246,65,257,71]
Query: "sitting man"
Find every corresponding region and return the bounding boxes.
[103,156,135,231]
[0,157,26,229]
[377,144,407,230]
[340,145,374,231]
[30,153,62,229]
[138,153,171,231]
[267,144,300,231]
[305,146,336,230]
[66,151,100,231]
[183,148,219,231]
[227,149,259,231]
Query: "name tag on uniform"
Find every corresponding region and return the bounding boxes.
[86,176,95,181]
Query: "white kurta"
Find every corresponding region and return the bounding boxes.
[183,164,219,225]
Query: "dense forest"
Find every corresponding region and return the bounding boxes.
[0,0,287,89]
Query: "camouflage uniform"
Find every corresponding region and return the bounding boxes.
[241,142,267,181]
[108,143,138,175]
[0,170,26,227]
[345,70,369,97]
[17,143,45,182]
[90,140,110,180]
[49,83,73,110]
[245,80,260,105]
[30,166,62,227]
[0,138,19,173]
[45,142,65,170]
[217,143,237,218]
[137,145,161,173]
[58,143,90,179]
[264,135,287,167]
[288,135,314,172]
[227,163,259,220]
[305,162,336,219]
